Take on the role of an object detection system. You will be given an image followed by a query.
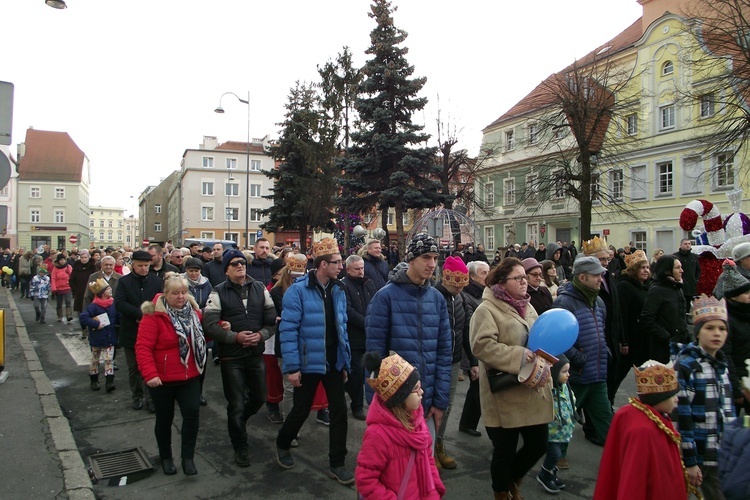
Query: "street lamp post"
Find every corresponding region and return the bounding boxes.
[215,91,250,249]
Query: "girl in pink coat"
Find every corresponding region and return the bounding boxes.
[356,353,445,499]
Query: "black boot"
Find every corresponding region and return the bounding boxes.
[105,375,116,392]
[90,374,100,391]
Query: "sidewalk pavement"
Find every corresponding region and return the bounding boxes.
[0,288,95,499]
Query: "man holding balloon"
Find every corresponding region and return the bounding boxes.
[552,255,613,448]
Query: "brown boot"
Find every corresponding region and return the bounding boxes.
[494,492,512,500]
[435,441,457,469]
[509,479,524,500]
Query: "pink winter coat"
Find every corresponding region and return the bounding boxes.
[50,263,72,294]
[356,395,445,499]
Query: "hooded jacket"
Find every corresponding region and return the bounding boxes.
[640,255,688,363]
[366,269,452,411]
[363,252,390,290]
[80,296,120,347]
[247,256,275,286]
[355,395,445,499]
[545,243,567,283]
[50,261,72,294]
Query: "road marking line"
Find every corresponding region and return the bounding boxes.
[56,333,91,366]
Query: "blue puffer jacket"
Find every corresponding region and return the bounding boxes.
[365,269,453,411]
[80,298,120,348]
[719,418,750,500]
[279,272,351,375]
[553,282,609,385]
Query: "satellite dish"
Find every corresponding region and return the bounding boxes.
[353,225,367,238]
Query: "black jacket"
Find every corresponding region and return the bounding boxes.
[640,256,688,363]
[725,299,750,400]
[362,253,390,290]
[528,285,553,316]
[673,249,700,297]
[616,274,650,367]
[341,275,378,350]
[149,258,179,280]
[599,270,625,362]
[435,282,471,365]
[114,272,163,348]
[202,259,226,287]
[247,256,275,286]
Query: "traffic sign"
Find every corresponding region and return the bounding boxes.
[142,239,149,246]
[69,234,78,244]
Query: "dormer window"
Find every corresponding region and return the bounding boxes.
[662,60,674,76]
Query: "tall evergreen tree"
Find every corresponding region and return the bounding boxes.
[262,82,337,252]
[339,0,449,250]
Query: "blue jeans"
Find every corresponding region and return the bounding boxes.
[148,377,201,459]
[543,442,563,470]
[220,355,266,451]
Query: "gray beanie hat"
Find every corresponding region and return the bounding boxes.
[714,259,750,299]
[732,242,750,262]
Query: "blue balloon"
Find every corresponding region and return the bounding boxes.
[528,309,579,356]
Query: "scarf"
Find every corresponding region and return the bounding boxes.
[573,277,599,308]
[491,283,530,318]
[185,273,208,289]
[92,296,114,308]
[165,298,207,374]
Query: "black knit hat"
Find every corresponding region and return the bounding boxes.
[270,258,286,277]
[222,249,246,274]
[551,354,570,388]
[406,233,438,262]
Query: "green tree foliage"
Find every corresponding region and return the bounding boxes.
[262,82,337,252]
[339,0,449,249]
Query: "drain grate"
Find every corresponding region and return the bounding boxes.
[87,447,153,481]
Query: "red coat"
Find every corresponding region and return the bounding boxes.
[355,395,445,499]
[136,296,203,383]
[594,402,688,500]
[50,264,72,293]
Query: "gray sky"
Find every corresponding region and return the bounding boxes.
[2,0,643,216]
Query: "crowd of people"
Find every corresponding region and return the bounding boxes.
[5,232,750,499]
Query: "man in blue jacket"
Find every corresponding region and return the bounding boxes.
[365,233,452,447]
[275,238,353,485]
[553,255,613,448]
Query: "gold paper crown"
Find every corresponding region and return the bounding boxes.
[286,255,307,275]
[692,294,728,324]
[88,278,110,296]
[582,236,608,256]
[443,269,469,288]
[624,249,648,269]
[312,237,339,258]
[366,353,414,403]
[634,361,678,396]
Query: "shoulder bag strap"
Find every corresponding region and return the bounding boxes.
[397,449,417,500]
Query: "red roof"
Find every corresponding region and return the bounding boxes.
[484,18,644,130]
[215,141,266,154]
[19,128,85,182]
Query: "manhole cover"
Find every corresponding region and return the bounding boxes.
[87,447,153,481]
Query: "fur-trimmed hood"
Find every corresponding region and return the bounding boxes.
[141,293,200,315]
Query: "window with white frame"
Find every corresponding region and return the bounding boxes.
[504,178,516,205]
[108,220,113,227]
[250,208,263,222]
[716,153,735,188]
[202,181,214,196]
[249,184,261,197]
[553,170,565,199]
[526,174,538,202]
[700,94,715,118]
[631,165,647,200]
[527,224,539,246]
[485,226,495,250]
[626,114,637,135]
[201,206,214,221]
[657,161,673,195]
[155,204,162,214]
[225,207,239,221]
[226,183,239,196]
[632,231,647,253]
[89,219,94,227]
[126,235,131,243]
[99,220,104,227]
[54,187,65,199]
[250,160,261,172]
[484,182,494,207]
[118,221,123,227]
[90,232,95,240]
[202,157,214,168]
[30,186,41,198]
[154,222,162,232]
[224,232,239,242]
[528,124,539,145]
[387,210,394,227]
[662,60,674,76]
[660,105,675,130]
[54,209,65,223]
[591,174,601,203]
[505,130,515,151]
[610,169,624,201]
[403,212,410,227]
[107,231,113,240]
[683,157,703,195]
[99,231,104,240]
[30,209,40,223]
[201,231,215,239]
[226,158,237,169]
[117,231,122,240]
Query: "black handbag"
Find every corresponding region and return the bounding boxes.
[487,368,519,393]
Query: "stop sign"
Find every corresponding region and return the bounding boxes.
[69,234,78,244]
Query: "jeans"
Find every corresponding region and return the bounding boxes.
[122,346,151,405]
[34,298,48,320]
[148,377,201,459]
[220,355,266,451]
[276,369,348,467]
[571,382,612,445]
[486,424,548,493]
[55,291,72,319]
[344,348,365,412]
[459,376,481,431]
[437,362,460,442]
[542,441,563,470]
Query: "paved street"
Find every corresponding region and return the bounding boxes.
[3,287,638,499]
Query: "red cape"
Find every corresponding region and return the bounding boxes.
[594,403,688,500]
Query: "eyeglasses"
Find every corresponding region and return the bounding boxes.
[527,272,543,278]
[411,383,422,394]
[505,275,527,283]
[327,260,342,265]
[173,255,184,259]
[228,260,246,267]
[599,258,612,263]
